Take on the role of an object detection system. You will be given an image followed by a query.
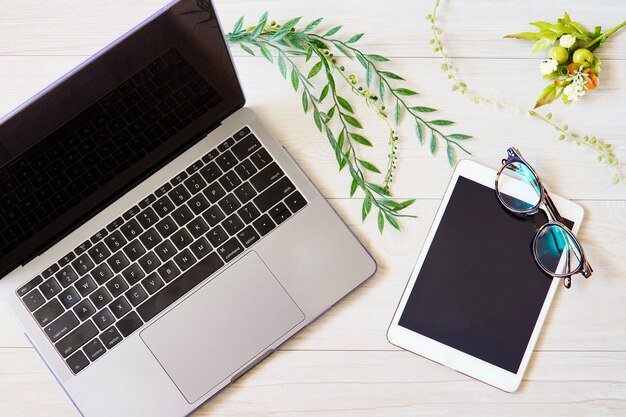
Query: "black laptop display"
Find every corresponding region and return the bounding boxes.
[0,1,244,279]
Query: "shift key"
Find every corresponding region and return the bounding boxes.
[55,320,98,358]
[253,177,296,212]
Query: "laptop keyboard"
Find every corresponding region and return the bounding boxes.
[16,126,308,375]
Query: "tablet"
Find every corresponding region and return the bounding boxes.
[387,159,584,392]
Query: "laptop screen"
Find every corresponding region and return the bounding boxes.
[0,0,244,279]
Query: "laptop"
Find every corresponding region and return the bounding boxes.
[0,1,377,415]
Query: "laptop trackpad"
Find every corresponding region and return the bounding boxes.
[140,251,304,404]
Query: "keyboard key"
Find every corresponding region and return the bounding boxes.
[236,226,261,248]
[45,311,80,342]
[66,351,90,374]
[88,242,111,264]
[116,311,143,337]
[203,205,225,227]
[126,284,148,306]
[107,251,130,274]
[253,177,296,212]
[139,227,162,250]
[18,276,43,297]
[41,264,60,279]
[223,214,245,235]
[104,230,127,252]
[171,205,194,226]
[253,214,276,237]
[285,191,307,213]
[237,203,261,224]
[234,159,258,181]
[121,219,143,241]
[56,266,79,287]
[137,253,224,322]
[138,251,161,274]
[250,148,272,169]
[189,237,212,260]
[154,239,176,262]
[217,137,235,152]
[76,275,98,297]
[93,308,116,331]
[183,173,207,195]
[204,182,226,203]
[157,260,181,283]
[171,229,193,251]
[250,162,284,193]
[168,185,191,206]
[123,239,147,262]
[59,252,77,267]
[100,326,123,349]
[83,338,106,362]
[90,287,113,310]
[56,320,98,358]
[170,171,188,186]
[218,194,241,215]
[154,196,175,217]
[34,299,64,326]
[73,299,96,321]
[40,278,62,299]
[202,148,220,164]
[206,225,228,247]
[231,133,262,160]
[72,254,95,276]
[218,171,242,192]
[122,264,145,285]
[188,193,210,215]
[141,273,164,295]
[59,287,81,309]
[109,296,132,318]
[91,264,113,285]
[155,182,173,198]
[155,216,177,238]
[187,217,209,239]
[199,161,222,183]
[215,150,237,171]
[173,249,196,272]
[106,275,129,298]
[90,228,108,244]
[234,126,251,141]
[75,240,92,255]
[137,207,160,228]
[106,216,124,232]
[186,159,204,175]
[216,238,244,263]
[138,194,156,209]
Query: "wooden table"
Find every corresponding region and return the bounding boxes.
[1,1,625,416]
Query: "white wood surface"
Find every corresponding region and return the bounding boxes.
[1,1,625,416]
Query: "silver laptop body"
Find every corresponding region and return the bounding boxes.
[0,1,376,416]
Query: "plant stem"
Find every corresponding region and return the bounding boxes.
[586,20,626,50]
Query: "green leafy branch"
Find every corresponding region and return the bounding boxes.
[428,0,624,185]
[226,13,474,231]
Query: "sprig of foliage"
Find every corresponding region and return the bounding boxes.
[226,14,473,231]
[428,0,624,185]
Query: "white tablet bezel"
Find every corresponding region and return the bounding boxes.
[387,159,584,392]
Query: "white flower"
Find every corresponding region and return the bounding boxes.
[564,82,586,101]
[540,58,558,75]
[560,34,576,48]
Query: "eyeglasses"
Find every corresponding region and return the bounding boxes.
[495,147,593,288]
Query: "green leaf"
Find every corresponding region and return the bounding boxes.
[323,26,342,37]
[446,144,456,167]
[346,33,365,44]
[398,199,416,210]
[377,211,385,233]
[355,52,368,68]
[326,106,336,121]
[307,61,323,79]
[250,12,268,39]
[534,84,560,108]
[378,78,385,101]
[503,32,539,40]
[430,131,437,155]
[313,109,322,132]
[303,17,323,32]
[367,54,390,62]
[349,179,358,197]
[394,88,418,96]
[394,100,401,124]
[415,121,424,145]
[362,194,373,222]
[259,44,273,62]
[384,212,400,230]
[233,16,244,33]
[305,46,313,62]
[343,114,363,129]
[411,106,436,112]
[319,84,330,102]
[447,133,472,140]
[367,182,391,196]
[290,68,300,91]
[380,71,405,80]
[271,17,302,41]
[337,128,345,150]
[358,159,381,173]
[333,42,352,57]
[240,43,255,56]
[301,92,309,113]
[277,55,287,78]
[531,37,555,53]
[365,62,373,87]
[350,133,373,147]
[430,119,454,126]
[337,96,353,113]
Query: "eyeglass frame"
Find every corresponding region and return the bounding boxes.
[494,147,593,288]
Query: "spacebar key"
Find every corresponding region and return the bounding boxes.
[137,252,224,322]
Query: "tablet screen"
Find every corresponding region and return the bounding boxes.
[398,176,573,373]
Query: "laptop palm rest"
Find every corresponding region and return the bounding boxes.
[140,251,305,404]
